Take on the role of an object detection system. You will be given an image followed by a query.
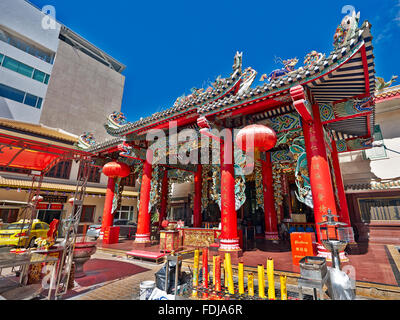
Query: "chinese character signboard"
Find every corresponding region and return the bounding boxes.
[290,232,315,266]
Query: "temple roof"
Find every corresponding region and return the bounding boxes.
[87,16,376,154]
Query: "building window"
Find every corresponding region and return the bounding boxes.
[0,209,19,223]
[122,174,136,187]
[0,166,31,175]
[363,125,387,160]
[358,197,400,222]
[78,164,101,183]
[45,160,72,180]
[80,206,96,223]
[115,206,135,221]
[0,27,54,64]
[0,52,51,84]
[0,83,44,109]
[0,82,25,103]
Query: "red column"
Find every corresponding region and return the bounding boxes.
[100,176,115,237]
[135,150,153,245]
[302,103,344,259]
[262,153,279,240]
[331,139,352,227]
[219,130,241,255]
[159,169,169,226]
[193,165,202,228]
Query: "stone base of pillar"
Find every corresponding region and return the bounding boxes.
[316,244,349,263]
[265,232,279,241]
[133,233,151,248]
[218,238,243,262]
[218,249,243,263]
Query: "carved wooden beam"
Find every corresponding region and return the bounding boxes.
[290,85,313,123]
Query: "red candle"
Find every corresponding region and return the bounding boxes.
[215,255,221,292]
[202,248,209,298]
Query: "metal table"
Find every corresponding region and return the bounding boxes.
[0,252,58,300]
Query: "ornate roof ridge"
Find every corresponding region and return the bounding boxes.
[199,21,372,116]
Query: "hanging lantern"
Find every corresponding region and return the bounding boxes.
[235,124,277,152]
[102,161,131,178]
[32,195,44,203]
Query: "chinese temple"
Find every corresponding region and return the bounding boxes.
[79,11,376,259]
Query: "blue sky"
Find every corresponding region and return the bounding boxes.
[31,0,400,122]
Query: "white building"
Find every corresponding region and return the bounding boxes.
[0,0,125,141]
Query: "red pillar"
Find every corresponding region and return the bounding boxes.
[134,150,153,245]
[261,153,279,240]
[302,103,346,260]
[330,139,352,227]
[219,130,242,256]
[100,176,115,237]
[159,169,169,226]
[193,165,202,228]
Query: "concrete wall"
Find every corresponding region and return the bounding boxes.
[39,40,125,141]
[339,98,400,185]
[0,0,61,53]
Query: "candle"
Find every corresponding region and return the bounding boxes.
[238,262,244,295]
[258,264,266,299]
[267,258,275,300]
[202,248,209,298]
[248,273,254,297]
[225,253,235,295]
[215,255,221,292]
[280,275,287,300]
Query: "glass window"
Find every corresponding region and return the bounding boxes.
[0,83,25,103]
[80,206,95,223]
[2,56,20,73]
[34,223,43,230]
[33,69,46,82]
[2,56,33,77]
[44,74,50,85]
[36,97,43,109]
[0,53,4,64]
[0,27,54,64]
[359,197,400,222]
[78,164,101,183]
[18,62,34,77]
[24,93,38,107]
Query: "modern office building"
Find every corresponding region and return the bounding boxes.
[0,0,126,141]
[0,0,136,231]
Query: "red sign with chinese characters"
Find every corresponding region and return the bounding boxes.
[36,203,49,210]
[290,232,315,266]
[50,204,63,210]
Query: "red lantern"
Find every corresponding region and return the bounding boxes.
[161,220,169,229]
[235,124,277,152]
[102,161,131,178]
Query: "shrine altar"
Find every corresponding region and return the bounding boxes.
[178,228,221,248]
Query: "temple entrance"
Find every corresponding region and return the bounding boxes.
[240,181,264,235]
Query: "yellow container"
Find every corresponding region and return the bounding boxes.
[248,273,254,297]
[257,264,266,298]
